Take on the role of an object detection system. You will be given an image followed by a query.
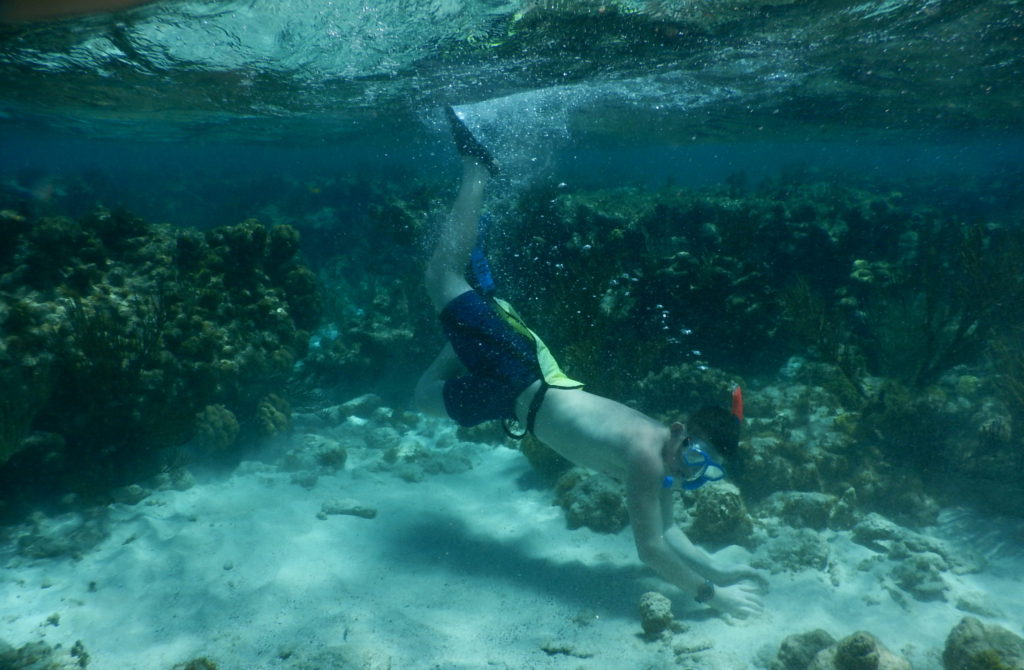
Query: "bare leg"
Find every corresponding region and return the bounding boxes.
[423,157,491,312]
[414,343,465,416]
[418,109,495,418]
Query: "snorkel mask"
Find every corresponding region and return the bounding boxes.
[663,387,742,491]
[662,437,726,491]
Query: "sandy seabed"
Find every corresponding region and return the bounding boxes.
[1,413,1022,670]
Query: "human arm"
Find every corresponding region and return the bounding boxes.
[663,524,769,588]
[626,451,764,618]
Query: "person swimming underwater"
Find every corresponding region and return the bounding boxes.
[414,106,768,617]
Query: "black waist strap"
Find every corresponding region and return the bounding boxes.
[502,381,552,440]
[526,381,550,435]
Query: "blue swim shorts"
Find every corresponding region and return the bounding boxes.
[439,290,542,427]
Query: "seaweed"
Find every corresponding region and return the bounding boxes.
[778,275,867,401]
[780,222,1024,476]
[785,221,1024,392]
[0,365,52,466]
[64,293,165,395]
[990,326,1024,475]
[868,222,1019,388]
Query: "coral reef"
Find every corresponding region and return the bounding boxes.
[758,491,838,531]
[501,183,778,401]
[377,433,473,483]
[943,617,1024,670]
[280,167,1023,523]
[738,358,945,525]
[554,468,629,533]
[496,172,1024,518]
[850,513,976,569]
[245,394,478,497]
[5,164,1023,531]
[889,551,948,602]
[281,434,348,473]
[0,207,319,513]
[636,363,740,423]
[194,405,240,452]
[282,175,439,403]
[755,526,830,574]
[255,394,290,437]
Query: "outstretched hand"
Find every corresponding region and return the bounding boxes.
[709,582,764,619]
[717,564,770,590]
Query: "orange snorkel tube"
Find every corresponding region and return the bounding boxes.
[731,386,744,423]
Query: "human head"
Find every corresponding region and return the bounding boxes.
[686,405,740,460]
[663,432,726,491]
[662,404,742,489]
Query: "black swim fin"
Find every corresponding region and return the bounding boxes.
[444,105,500,176]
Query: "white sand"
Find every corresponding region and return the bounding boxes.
[2,415,1022,670]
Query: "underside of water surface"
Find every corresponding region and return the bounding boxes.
[1,0,1021,144]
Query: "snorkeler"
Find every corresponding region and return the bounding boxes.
[415,106,767,618]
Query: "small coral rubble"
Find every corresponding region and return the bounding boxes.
[0,637,89,670]
[689,481,754,547]
[772,630,911,670]
[809,632,910,670]
[638,591,674,635]
[772,629,837,670]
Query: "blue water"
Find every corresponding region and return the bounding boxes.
[4,125,1022,226]
[1,1,1024,667]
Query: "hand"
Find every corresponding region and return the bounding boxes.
[717,564,770,590]
[708,582,764,619]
